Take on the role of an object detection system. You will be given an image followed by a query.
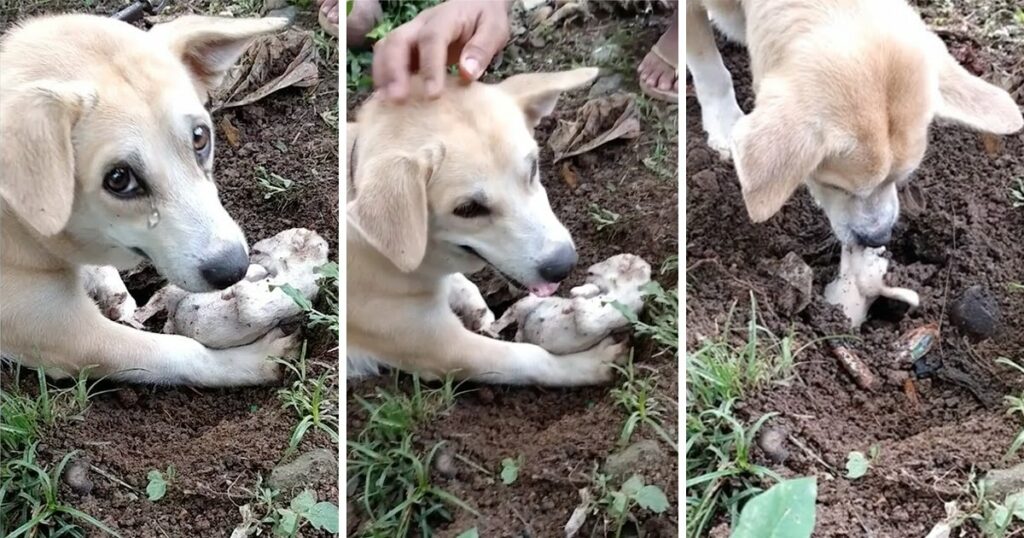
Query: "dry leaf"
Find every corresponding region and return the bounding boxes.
[549,93,641,162]
[211,29,319,112]
[220,116,241,148]
[564,487,592,537]
[560,162,579,190]
[980,132,1002,157]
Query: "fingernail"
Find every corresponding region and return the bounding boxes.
[462,57,481,78]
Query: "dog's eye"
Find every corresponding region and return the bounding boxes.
[453,200,491,219]
[192,126,210,152]
[103,166,143,198]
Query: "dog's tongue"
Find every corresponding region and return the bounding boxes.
[529,282,560,297]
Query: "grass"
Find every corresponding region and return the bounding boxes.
[570,470,671,538]
[614,256,679,359]
[685,298,808,538]
[1,366,120,537]
[347,374,476,537]
[276,341,340,452]
[636,95,679,181]
[1011,178,1024,208]
[610,353,676,450]
[232,476,340,537]
[944,472,1024,537]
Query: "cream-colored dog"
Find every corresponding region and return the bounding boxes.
[687,0,1024,246]
[0,15,300,385]
[347,69,629,386]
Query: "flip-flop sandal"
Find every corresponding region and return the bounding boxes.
[639,41,678,103]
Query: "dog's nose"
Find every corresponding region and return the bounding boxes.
[199,244,249,290]
[854,228,893,248]
[538,244,578,283]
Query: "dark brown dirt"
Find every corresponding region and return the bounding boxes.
[685,3,1024,536]
[346,5,679,537]
[1,1,340,536]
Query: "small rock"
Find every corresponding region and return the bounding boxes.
[691,169,719,196]
[476,386,495,404]
[983,461,1024,499]
[603,439,665,480]
[757,425,790,463]
[268,449,338,494]
[950,285,1000,339]
[775,252,814,315]
[116,388,139,407]
[64,459,93,495]
[433,448,458,478]
[587,73,624,98]
[590,43,622,65]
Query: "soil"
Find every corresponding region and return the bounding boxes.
[685,1,1024,535]
[346,4,679,537]
[1,1,339,536]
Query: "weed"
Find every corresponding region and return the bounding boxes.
[1,366,118,537]
[275,341,339,451]
[844,445,879,480]
[614,280,679,358]
[610,353,676,449]
[500,457,520,485]
[345,0,442,93]
[146,466,175,502]
[998,358,1024,458]
[233,477,340,537]
[255,166,296,202]
[1012,178,1024,208]
[588,203,622,233]
[575,472,670,538]
[686,298,807,537]
[278,261,340,337]
[951,473,1024,537]
[636,95,678,180]
[348,374,474,536]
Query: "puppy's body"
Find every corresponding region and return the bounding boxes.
[347,71,627,386]
[1,15,297,385]
[687,0,1023,245]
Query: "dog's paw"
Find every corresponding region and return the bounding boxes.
[703,101,744,161]
[226,329,301,384]
[579,337,630,383]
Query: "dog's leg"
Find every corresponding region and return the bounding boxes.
[446,273,495,333]
[404,314,628,386]
[686,0,744,159]
[2,273,295,386]
[80,265,141,328]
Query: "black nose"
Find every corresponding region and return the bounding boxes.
[854,229,893,248]
[538,244,578,283]
[199,244,249,290]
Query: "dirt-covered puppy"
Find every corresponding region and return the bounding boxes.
[0,15,299,385]
[486,254,651,355]
[347,69,629,386]
[687,0,1023,247]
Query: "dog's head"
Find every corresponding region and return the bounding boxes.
[348,68,598,296]
[732,20,1023,247]
[0,14,287,291]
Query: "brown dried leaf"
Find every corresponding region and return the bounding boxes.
[560,162,579,190]
[211,29,319,112]
[980,132,1002,157]
[220,116,241,148]
[548,93,641,162]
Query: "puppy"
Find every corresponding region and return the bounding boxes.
[687,0,1023,246]
[347,69,628,386]
[0,15,299,385]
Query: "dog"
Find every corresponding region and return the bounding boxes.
[686,0,1024,246]
[346,68,629,386]
[0,14,300,385]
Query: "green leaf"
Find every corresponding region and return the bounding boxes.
[146,470,167,501]
[634,485,669,514]
[845,451,869,479]
[731,477,817,538]
[307,501,340,533]
[276,283,312,311]
[317,261,339,280]
[610,491,628,517]
[621,475,644,496]
[290,489,317,513]
[456,529,480,538]
[500,458,519,485]
[274,508,300,537]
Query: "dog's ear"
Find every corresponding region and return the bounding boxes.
[732,98,824,222]
[350,143,445,272]
[930,36,1023,134]
[498,67,600,127]
[150,15,290,99]
[0,81,96,236]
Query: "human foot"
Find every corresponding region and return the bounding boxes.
[345,0,382,47]
[637,15,678,102]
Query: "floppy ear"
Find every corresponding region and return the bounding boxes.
[498,67,600,127]
[350,143,445,272]
[150,15,290,99]
[931,37,1023,134]
[731,99,825,222]
[0,81,96,236]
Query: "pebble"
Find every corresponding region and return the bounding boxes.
[433,448,458,478]
[587,74,624,98]
[267,449,337,494]
[983,461,1024,499]
[603,439,665,480]
[63,458,93,496]
[950,285,1000,339]
[757,425,790,463]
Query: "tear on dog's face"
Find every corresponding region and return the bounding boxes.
[348,68,599,295]
[731,29,1023,247]
[0,15,287,292]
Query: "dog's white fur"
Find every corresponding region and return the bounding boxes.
[347,69,629,386]
[687,0,1024,246]
[0,15,299,385]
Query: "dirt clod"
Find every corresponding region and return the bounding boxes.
[950,285,1001,339]
[603,439,665,481]
[433,448,458,479]
[63,458,93,496]
[268,449,338,495]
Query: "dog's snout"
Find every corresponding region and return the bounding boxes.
[538,245,578,283]
[854,228,893,248]
[199,244,249,290]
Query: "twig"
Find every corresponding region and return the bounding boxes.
[788,434,835,473]
[89,464,139,493]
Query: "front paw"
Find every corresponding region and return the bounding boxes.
[232,328,301,383]
[581,337,630,383]
[703,102,744,160]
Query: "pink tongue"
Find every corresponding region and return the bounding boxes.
[529,282,560,297]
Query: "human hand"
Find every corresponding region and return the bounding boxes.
[372,0,512,102]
